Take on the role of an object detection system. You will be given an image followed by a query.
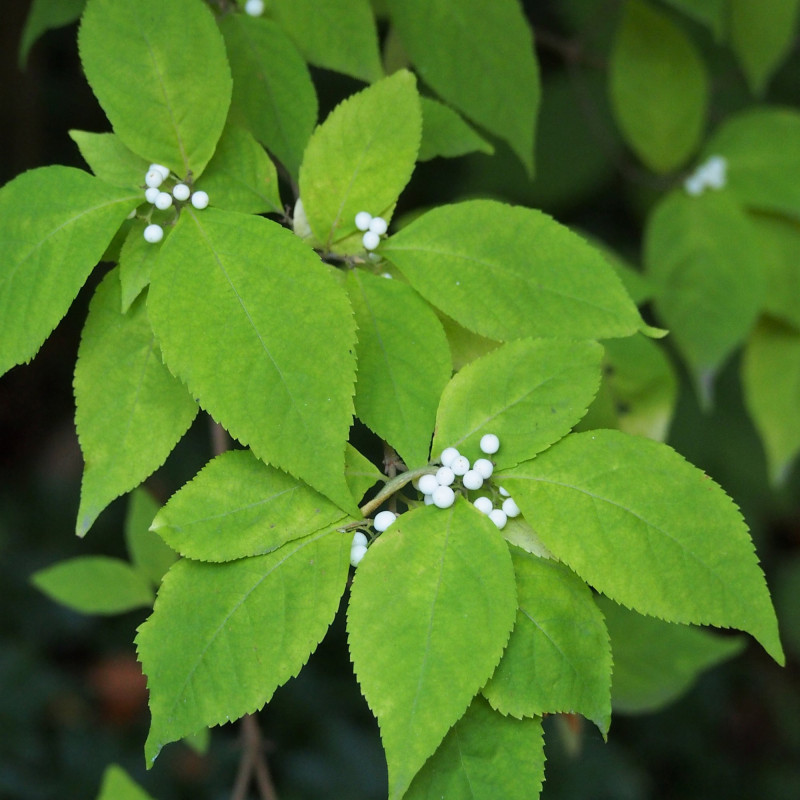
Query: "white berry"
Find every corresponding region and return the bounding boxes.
[424,493,435,505]
[462,469,484,490]
[498,486,510,497]
[350,543,368,567]
[149,163,170,181]
[480,433,500,454]
[450,455,470,476]
[473,458,494,479]
[440,447,460,467]
[502,497,521,518]
[145,169,164,188]
[172,183,191,201]
[418,474,439,495]
[435,466,455,486]
[488,508,508,529]
[432,485,455,509]
[369,216,388,235]
[244,0,265,15]
[355,211,373,231]
[362,231,380,250]
[684,174,704,196]
[154,191,172,210]
[473,496,493,515]
[352,531,369,548]
[145,187,160,204]
[374,510,397,532]
[143,223,163,244]
[191,190,209,209]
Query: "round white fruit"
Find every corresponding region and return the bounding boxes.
[191,190,209,209]
[450,455,470,476]
[432,485,455,509]
[352,531,369,548]
[143,223,164,243]
[473,496,493,515]
[418,474,439,495]
[145,169,164,188]
[440,447,460,467]
[374,510,397,532]
[355,211,373,231]
[435,466,455,486]
[350,543,368,567]
[488,508,508,529]
[473,458,494,479]
[245,0,265,16]
[154,191,172,210]
[362,231,380,250]
[462,469,484,490]
[172,183,191,201]
[480,433,500,454]
[502,497,521,518]
[369,216,388,235]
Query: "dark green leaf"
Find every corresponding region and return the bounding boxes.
[418,97,494,162]
[125,488,177,587]
[95,764,156,800]
[69,130,150,189]
[118,221,158,312]
[19,0,86,68]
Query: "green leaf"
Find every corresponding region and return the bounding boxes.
[596,595,745,714]
[220,15,317,178]
[418,97,494,162]
[404,698,545,800]
[437,310,501,372]
[432,338,603,468]
[79,0,231,177]
[345,443,383,504]
[75,270,198,536]
[195,121,282,216]
[742,318,800,486]
[0,166,139,377]
[644,190,764,400]
[151,450,353,562]
[609,0,708,172]
[118,221,158,313]
[137,527,350,764]
[271,0,383,83]
[703,107,800,218]
[383,200,650,341]
[298,70,421,252]
[95,764,156,800]
[347,269,451,468]
[498,429,784,664]
[483,549,611,732]
[661,0,725,39]
[147,209,358,514]
[69,130,150,189]
[728,0,800,95]
[386,0,539,174]
[32,556,154,615]
[125,488,177,587]
[19,0,86,68]
[347,502,517,800]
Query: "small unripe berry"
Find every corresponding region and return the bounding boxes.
[350,543,368,567]
[191,190,209,209]
[435,466,455,486]
[473,496,493,515]
[145,169,164,188]
[143,223,164,243]
[480,433,500,454]
[502,497,521,518]
[369,216,388,235]
[440,447,460,467]
[352,531,369,548]
[432,485,455,509]
[450,455,470,476]
[355,211,373,231]
[154,191,172,210]
[462,469,484,490]
[418,474,439,495]
[149,163,170,181]
[488,508,508,529]
[362,231,380,250]
[245,0,265,16]
[145,186,160,204]
[374,510,397,532]
[473,458,494,479]
[172,183,191,201]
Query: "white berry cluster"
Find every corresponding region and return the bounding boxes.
[244,0,264,15]
[140,164,209,244]
[684,155,727,197]
[354,210,388,251]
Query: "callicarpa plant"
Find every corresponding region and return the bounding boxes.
[4,0,791,798]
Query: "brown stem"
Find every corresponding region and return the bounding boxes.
[230,715,279,800]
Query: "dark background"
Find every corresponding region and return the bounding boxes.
[1,1,799,798]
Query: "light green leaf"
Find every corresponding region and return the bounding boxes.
[404,698,545,800]
[383,200,650,341]
[95,764,155,800]
[596,595,745,714]
[347,269,451,468]
[387,0,539,174]
[75,270,198,536]
[147,209,358,514]
[0,166,139,377]
[432,338,603,468]
[644,189,764,400]
[501,517,555,560]
[125,488,176,587]
[197,121,282,216]
[742,318,800,486]
[137,527,350,764]
[79,0,231,177]
[418,97,494,162]
[69,130,150,189]
[347,502,517,800]
[271,0,383,83]
[661,0,725,38]
[498,429,784,664]
[728,0,800,95]
[151,449,353,562]
[118,221,158,313]
[32,556,154,615]
[436,310,501,372]
[345,443,383,504]
[704,107,800,218]
[298,70,421,252]
[19,0,86,68]
[221,15,317,178]
[609,0,708,172]
[483,549,612,732]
